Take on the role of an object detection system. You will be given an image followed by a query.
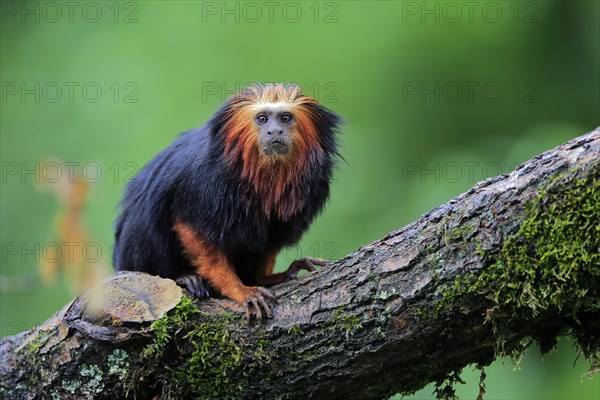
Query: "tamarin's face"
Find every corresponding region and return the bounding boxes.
[252,104,296,157]
[218,83,341,217]
[221,83,331,177]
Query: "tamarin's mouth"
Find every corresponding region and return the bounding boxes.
[262,140,290,157]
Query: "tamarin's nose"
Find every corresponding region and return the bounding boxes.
[268,130,283,135]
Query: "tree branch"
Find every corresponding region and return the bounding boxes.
[1,128,599,400]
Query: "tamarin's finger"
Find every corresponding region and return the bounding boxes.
[258,287,278,303]
[257,296,273,318]
[287,258,319,278]
[304,257,330,267]
[251,299,263,321]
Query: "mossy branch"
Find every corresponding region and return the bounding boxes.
[1,128,599,400]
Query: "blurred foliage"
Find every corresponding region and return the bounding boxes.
[1,1,598,398]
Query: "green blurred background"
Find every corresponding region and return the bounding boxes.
[1,1,598,398]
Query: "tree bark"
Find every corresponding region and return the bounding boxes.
[1,128,599,400]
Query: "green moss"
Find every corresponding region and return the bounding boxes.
[171,318,242,396]
[439,168,599,324]
[445,220,477,245]
[480,174,598,321]
[297,347,320,363]
[328,309,364,340]
[24,329,53,354]
[430,168,600,395]
[136,295,275,399]
[8,329,55,394]
[435,167,600,390]
[287,325,304,336]
[376,288,397,301]
[142,296,201,360]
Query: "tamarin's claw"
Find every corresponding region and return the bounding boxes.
[175,274,211,299]
[243,286,278,321]
[286,257,330,279]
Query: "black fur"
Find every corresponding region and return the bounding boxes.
[113,100,342,284]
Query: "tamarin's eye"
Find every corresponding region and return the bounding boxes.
[256,114,268,124]
[281,113,293,124]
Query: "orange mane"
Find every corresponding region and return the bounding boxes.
[221,83,325,219]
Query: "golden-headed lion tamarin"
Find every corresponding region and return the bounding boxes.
[113,83,342,319]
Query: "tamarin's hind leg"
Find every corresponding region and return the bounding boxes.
[254,250,329,287]
[173,220,276,320]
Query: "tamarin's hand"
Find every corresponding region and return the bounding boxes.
[286,257,330,279]
[113,83,342,321]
